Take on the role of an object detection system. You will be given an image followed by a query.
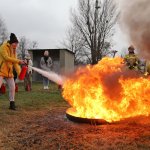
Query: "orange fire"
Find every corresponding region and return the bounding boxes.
[62,57,150,122]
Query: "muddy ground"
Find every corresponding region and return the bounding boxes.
[1,106,150,150]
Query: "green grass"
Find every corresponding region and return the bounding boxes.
[0,82,69,139]
[0,82,67,112]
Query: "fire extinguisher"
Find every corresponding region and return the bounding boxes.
[0,83,6,94]
[19,65,28,80]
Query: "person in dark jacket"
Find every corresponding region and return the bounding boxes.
[40,50,53,90]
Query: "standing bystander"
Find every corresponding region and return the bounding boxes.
[24,53,33,91]
[40,50,53,90]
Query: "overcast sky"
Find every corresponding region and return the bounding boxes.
[0,0,128,54]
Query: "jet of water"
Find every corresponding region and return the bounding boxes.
[29,66,65,85]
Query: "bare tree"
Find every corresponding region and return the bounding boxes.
[30,41,38,49]
[18,36,38,59]
[64,0,118,65]
[0,16,8,44]
[61,27,90,64]
[18,36,28,59]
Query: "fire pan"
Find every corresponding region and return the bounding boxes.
[66,112,108,125]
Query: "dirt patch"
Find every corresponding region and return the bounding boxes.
[1,107,150,150]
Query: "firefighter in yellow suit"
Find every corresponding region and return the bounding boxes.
[124,45,140,70]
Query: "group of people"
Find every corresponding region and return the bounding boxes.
[0,33,53,110]
[124,45,150,76]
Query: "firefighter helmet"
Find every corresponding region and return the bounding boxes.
[128,45,135,52]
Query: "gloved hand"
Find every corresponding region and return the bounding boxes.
[144,72,148,76]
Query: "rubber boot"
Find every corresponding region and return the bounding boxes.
[26,85,31,91]
[1,83,6,94]
[9,101,16,110]
[15,83,18,92]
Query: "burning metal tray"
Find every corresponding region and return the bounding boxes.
[66,113,108,125]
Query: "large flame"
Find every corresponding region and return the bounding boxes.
[62,57,150,122]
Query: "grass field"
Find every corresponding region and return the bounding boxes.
[0,82,66,110]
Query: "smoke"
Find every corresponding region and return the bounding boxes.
[30,66,65,85]
[119,0,150,59]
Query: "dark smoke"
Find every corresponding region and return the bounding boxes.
[120,0,150,59]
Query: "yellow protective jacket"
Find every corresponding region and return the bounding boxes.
[0,41,21,78]
[124,54,139,69]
